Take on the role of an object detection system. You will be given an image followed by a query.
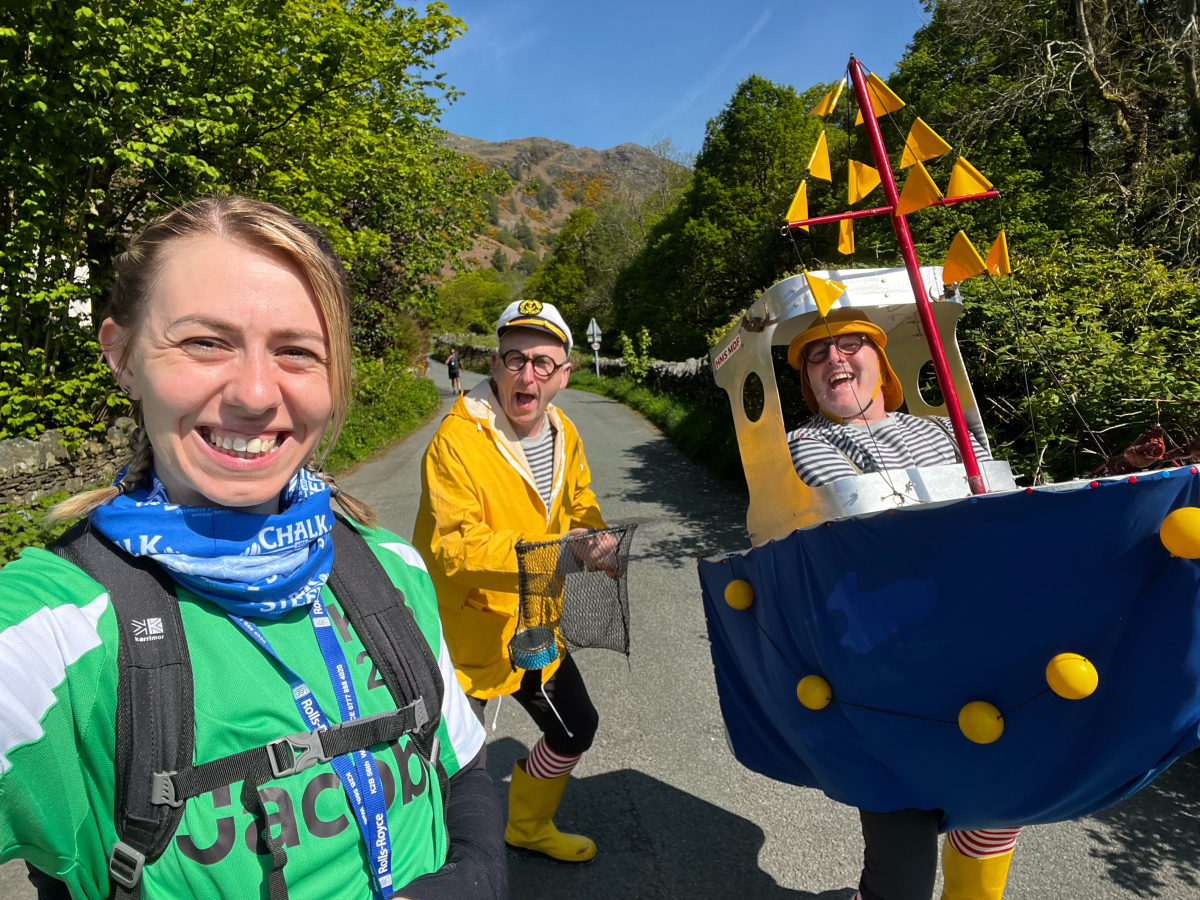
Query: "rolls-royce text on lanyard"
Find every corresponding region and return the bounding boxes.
[228,597,396,896]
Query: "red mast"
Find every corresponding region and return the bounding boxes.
[847,57,987,494]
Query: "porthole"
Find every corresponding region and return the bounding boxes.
[742,371,765,422]
[917,360,944,407]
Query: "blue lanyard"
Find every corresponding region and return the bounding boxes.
[228,597,395,897]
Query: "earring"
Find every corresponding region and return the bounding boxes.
[121,386,132,397]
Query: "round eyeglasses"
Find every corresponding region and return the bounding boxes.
[801,334,870,364]
[501,349,566,378]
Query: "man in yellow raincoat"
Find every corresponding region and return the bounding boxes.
[414,299,608,864]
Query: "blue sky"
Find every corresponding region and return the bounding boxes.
[434,1,929,153]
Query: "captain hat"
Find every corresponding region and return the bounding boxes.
[496,299,573,354]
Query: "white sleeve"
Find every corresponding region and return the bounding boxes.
[436,633,486,773]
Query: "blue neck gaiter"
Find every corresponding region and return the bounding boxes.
[90,468,335,619]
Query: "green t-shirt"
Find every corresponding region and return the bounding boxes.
[0,523,486,899]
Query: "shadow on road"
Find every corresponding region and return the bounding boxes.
[613,436,749,567]
[486,738,853,900]
[1084,749,1200,897]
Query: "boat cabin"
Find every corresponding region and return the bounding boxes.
[709,265,1017,546]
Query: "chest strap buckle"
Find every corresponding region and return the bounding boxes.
[268,726,330,778]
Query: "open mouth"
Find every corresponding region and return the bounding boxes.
[827,371,856,389]
[197,426,287,460]
[513,390,537,411]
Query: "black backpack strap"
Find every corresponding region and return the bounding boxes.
[49,517,447,900]
[327,519,449,801]
[50,521,194,900]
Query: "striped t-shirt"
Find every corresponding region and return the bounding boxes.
[787,412,992,487]
[520,423,556,507]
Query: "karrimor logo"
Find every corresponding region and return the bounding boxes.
[132,618,165,643]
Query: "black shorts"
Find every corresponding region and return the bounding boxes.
[469,654,598,756]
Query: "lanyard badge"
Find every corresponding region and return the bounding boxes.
[229,598,396,897]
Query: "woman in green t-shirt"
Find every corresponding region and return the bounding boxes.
[0,196,505,900]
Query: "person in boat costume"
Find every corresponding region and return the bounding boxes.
[415,300,614,864]
[786,309,1020,900]
[700,56,1200,900]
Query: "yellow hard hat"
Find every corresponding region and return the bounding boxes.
[787,309,904,415]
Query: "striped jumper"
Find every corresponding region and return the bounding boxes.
[520,423,556,507]
[787,412,992,487]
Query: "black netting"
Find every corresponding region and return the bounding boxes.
[509,525,637,670]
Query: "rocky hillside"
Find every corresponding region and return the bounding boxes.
[439,133,669,271]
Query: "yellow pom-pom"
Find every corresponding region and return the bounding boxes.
[1046,653,1098,700]
[958,701,1003,744]
[797,675,832,710]
[724,579,755,610]
[1160,507,1200,559]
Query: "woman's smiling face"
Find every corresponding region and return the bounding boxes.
[806,339,884,423]
[101,236,334,512]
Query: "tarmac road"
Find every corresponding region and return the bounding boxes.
[341,363,1200,900]
[3,361,1196,899]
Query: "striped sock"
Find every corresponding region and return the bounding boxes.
[947,826,1022,859]
[526,737,581,780]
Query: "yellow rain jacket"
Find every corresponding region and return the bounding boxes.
[413,380,607,699]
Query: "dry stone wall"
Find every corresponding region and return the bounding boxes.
[0,417,137,507]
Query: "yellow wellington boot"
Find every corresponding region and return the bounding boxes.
[940,838,1013,900]
[504,759,597,863]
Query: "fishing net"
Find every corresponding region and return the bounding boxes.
[509,525,637,670]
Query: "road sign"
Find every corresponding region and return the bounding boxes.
[590,341,601,351]
[586,318,602,343]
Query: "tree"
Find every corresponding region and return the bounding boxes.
[491,247,509,272]
[514,222,538,251]
[890,0,1200,264]
[514,251,541,275]
[525,208,599,327]
[0,0,505,438]
[612,76,826,359]
[878,1,1200,477]
[516,139,692,337]
[495,228,522,249]
[435,269,514,334]
[528,176,558,211]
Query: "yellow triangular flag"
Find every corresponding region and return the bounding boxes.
[808,78,846,117]
[946,157,993,198]
[848,160,880,204]
[894,160,944,216]
[854,72,906,125]
[786,180,809,229]
[808,131,831,181]
[986,230,1011,276]
[943,230,987,284]
[900,118,952,168]
[804,270,847,317]
[838,219,855,255]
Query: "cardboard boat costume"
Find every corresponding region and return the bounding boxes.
[696,56,1200,850]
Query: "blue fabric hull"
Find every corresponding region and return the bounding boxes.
[697,469,1200,831]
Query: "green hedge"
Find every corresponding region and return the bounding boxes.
[0,492,72,567]
[567,370,745,487]
[325,359,441,474]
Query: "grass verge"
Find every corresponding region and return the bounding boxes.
[567,370,745,487]
[326,363,441,475]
